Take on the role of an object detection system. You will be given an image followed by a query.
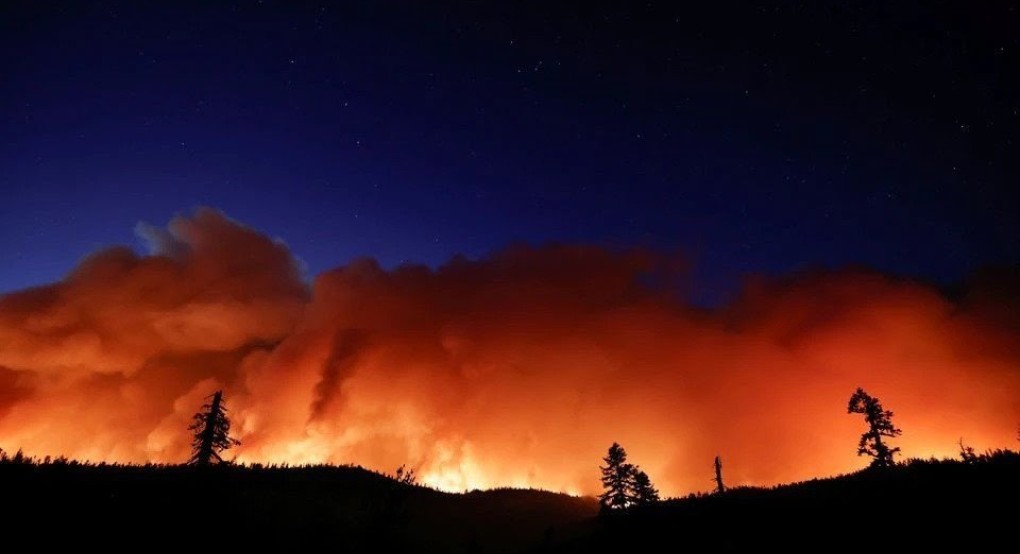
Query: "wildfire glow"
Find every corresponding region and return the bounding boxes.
[0,208,1017,496]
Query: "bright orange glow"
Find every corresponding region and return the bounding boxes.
[0,209,1017,496]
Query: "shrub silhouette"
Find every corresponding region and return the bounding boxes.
[394,464,417,485]
[959,439,978,464]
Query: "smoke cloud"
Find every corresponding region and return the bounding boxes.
[1,208,1017,495]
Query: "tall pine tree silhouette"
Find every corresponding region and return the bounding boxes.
[188,390,240,465]
[847,387,901,468]
[599,442,634,511]
[630,468,660,505]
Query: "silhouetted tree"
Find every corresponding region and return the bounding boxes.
[714,455,725,494]
[599,442,634,511]
[394,464,417,485]
[847,387,901,468]
[188,390,240,466]
[630,468,660,505]
[958,439,978,464]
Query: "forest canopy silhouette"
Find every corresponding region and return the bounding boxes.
[0,208,1018,495]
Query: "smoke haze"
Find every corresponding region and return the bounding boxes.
[1,208,1017,495]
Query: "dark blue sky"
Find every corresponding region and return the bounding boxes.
[2,1,1017,304]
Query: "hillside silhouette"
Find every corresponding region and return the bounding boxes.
[3,450,1017,552]
[558,451,1020,552]
[0,456,595,552]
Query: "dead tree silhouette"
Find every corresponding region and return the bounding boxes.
[188,390,240,465]
[714,456,725,494]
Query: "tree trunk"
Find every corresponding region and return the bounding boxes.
[196,391,222,466]
[874,433,885,466]
[714,456,725,494]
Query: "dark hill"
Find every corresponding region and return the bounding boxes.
[0,459,596,552]
[558,452,1020,552]
[2,452,1018,552]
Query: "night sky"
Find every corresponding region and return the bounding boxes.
[2,1,1018,304]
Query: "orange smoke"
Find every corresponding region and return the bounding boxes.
[1,208,1017,495]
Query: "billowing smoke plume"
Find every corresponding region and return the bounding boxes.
[1,208,1017,495]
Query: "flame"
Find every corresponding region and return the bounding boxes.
[418,441,490,491]
[0,208,1018,495]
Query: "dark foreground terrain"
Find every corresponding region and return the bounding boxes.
[2,452,1017,552]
